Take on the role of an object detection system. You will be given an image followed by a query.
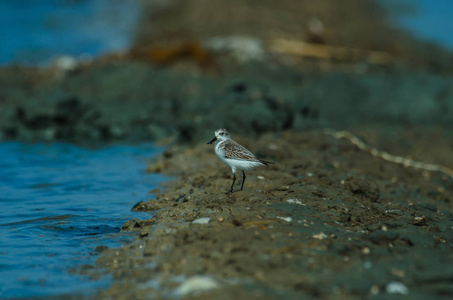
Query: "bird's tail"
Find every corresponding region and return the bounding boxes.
[259,159,274,166]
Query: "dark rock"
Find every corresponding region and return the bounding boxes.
[132,201,153,212]
[121,219,141,231]
[95,245,109,253]
[394,229,434,247]
[344,176,380,202]
[230,82,247,93]
[415,203,437,212]
[369,230,399,245]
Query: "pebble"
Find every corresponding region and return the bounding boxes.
[386,282,409,295]
[276,216,293,222]
[176,276,219,296]
[312,233,328,240]
[192,217,211,224]
[286,199,304,205]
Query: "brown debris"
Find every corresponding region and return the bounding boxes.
[129,41,214,68]
[268,39,394,65]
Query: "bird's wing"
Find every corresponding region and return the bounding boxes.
[223,140,260,161]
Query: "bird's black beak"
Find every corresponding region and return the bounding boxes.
[207,137,217,144]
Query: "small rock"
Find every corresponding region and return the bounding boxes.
[415,203,437,212]
[232,219,242,226]
[204,36,265,62]
[286,199,305,205]
[312,233,328,240]
[277,216,293,222]
[94,245,109,253]
[369,230,399,245]
[386,282,409,295]
[176,276,219,296]
[192,217,210,224]
[370,285,380,295]
[132,200,156,212]
[122,219,140,231]
[412,216,428,226]
[362,247,370,254]
[52,55,78,72]
[344,176,380,202]
[140,226,152,238]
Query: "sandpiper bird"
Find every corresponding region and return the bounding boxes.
[207,128,273,194]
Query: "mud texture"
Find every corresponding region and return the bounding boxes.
[2,63,453,144]
[90,130,453,299]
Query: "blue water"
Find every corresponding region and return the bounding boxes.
[391,0,453,51]
[0,0,141,65]
[0,142,165,298]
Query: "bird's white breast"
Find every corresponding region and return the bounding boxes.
[214,140,228,164]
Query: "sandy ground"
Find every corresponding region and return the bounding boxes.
[88,129,453,299]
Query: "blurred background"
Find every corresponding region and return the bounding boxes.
[0,0,141,65]
[0,0,452,68]
[1,0,453,298]
[1,0,453,145]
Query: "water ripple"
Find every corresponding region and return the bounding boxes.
[0,142,165,298]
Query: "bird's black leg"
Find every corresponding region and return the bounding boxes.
[227,173,236,194]
[240,171,246,191]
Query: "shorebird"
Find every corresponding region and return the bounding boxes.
[207,128,273,194]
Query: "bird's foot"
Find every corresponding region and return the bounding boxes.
[226,189,234,195]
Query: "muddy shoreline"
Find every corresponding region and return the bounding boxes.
[3,61,453,299]
[2,0,453,298]
[87,129,453,299]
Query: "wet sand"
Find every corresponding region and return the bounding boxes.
[92,130,453,299]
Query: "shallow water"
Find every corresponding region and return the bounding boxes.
[0,0,141,65]
[393,0,453,50]
[0,142,165,298]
